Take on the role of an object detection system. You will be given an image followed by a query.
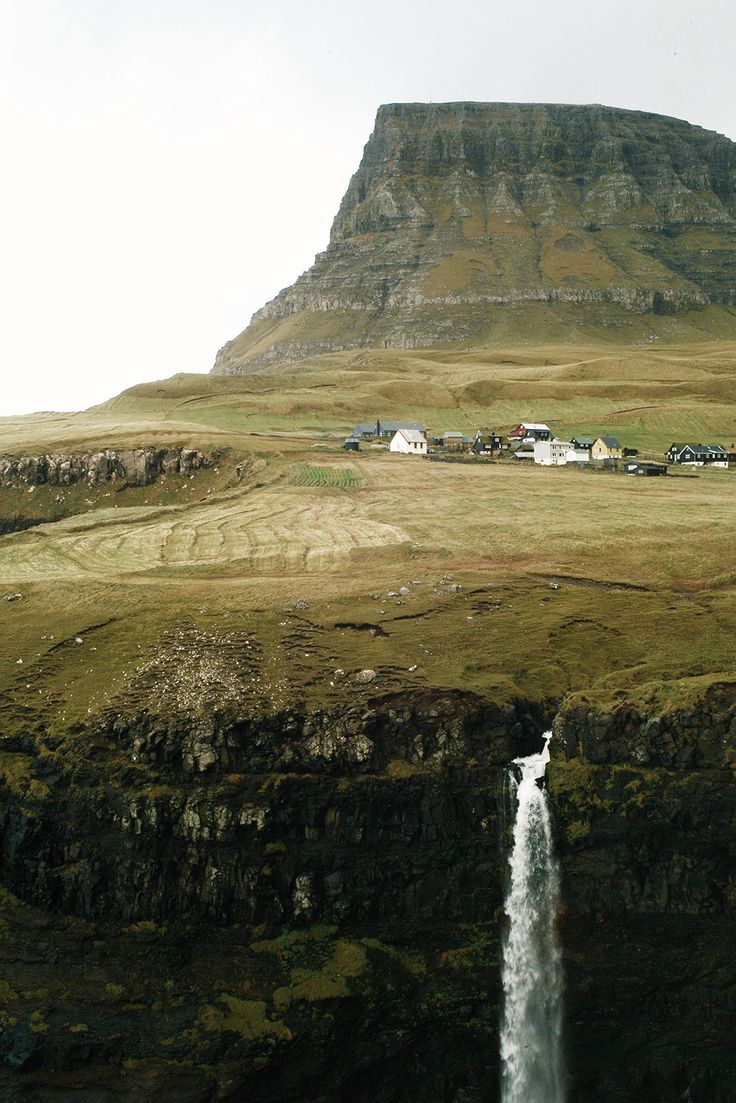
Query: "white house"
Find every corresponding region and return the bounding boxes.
[533,440,589,466]
[389,428,427,455]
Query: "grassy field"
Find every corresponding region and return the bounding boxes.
[1,340,735,737]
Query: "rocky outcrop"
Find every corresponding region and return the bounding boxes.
[0,690,545,925]
[0,448,213,489]
[2,671,736,1101]
[549,674,736,1102]
[213,102,736,372]
[0,687,542,1102]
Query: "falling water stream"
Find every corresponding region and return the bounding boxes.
[500,732,565,1103]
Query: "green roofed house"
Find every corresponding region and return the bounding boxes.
[570,436,595,450]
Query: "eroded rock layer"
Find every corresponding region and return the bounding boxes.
[214,102,736,372]
[0,448,212,489]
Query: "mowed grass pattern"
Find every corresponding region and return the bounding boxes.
[292,465,362,488]
[0,484,407,582]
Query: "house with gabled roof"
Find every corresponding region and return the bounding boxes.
[666,443,728,467]
[591,436,623,461]
[377,419,426,440]
[570,435,595,451]
[351,419,427,440]
[507,422,553,443]
[534,440,589,466]
[473,429,504,455]
[389,429,427,455]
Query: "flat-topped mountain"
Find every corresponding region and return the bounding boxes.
[213,101,736,373]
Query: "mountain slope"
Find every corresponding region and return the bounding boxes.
[213,102,736,373]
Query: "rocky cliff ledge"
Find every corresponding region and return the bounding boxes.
[0,686,543,1102]
[550,673,736,1101]
[214,102,736,372]
[1,669,735,1100]
[0,448,213,489]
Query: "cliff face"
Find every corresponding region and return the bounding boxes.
[0,688,542,1103]
[550,675,736,1102]
[2,670,735,1101]
[0,448,212,490]
[213,102,736,372]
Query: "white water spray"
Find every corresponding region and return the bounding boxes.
[500,732,565,1103]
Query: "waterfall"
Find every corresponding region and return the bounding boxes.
[500,732,565,1103]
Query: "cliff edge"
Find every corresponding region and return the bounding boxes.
[213,101,736,373]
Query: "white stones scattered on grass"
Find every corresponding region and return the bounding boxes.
[74,637,84,645]
[408,664,418,672]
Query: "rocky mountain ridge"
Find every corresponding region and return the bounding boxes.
[213,102,736,373]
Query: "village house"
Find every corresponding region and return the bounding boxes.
[534,439,589,466]
[442,431,466,452]
[389,428,427,455]
[624,461,668,477]
[570,435,595,452]
[352,422,377,439]
[511,443,536,461]
[351,419,427,440]
[666,443,728,467]
[377,419,426,440]
[507,422,553,443]
[472,429,504,455]
[591,436,623,461]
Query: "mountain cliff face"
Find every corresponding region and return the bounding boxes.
[213,102,736,373]
[2,674,735,1101]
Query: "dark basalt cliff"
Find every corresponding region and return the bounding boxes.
[213,102,736,372]
[1,672,735,1101]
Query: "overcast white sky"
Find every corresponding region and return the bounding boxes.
[1,0,734,415]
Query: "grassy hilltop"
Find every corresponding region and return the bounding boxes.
[1,340,736,740]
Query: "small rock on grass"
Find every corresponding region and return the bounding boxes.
[355,669,376,684]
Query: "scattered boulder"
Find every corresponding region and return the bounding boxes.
[2,592,23,602]
[291,599,310,610]
[355,669,377,684]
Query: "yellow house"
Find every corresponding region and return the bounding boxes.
[591,436,623,461]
